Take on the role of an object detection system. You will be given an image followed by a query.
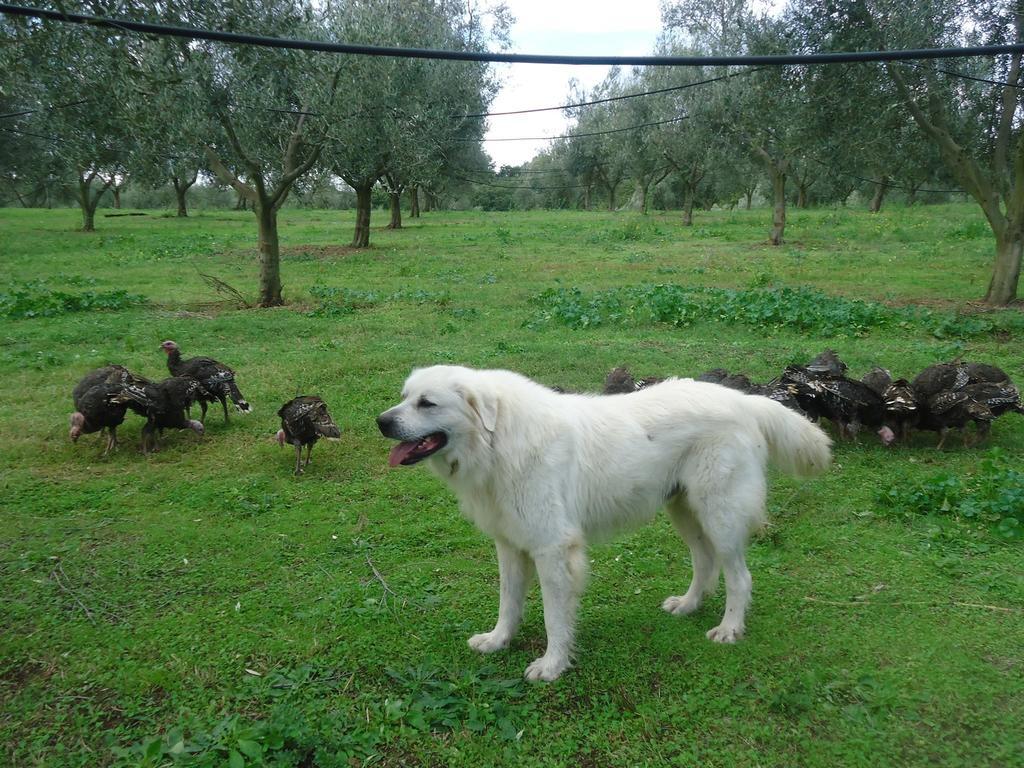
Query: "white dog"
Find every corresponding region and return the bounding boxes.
[377,365,831,681]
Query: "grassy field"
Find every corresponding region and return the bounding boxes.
[1,203,1022,767]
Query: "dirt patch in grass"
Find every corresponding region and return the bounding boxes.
[0,658,53,695]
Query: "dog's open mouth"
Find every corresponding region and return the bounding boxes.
[388,432,447,466]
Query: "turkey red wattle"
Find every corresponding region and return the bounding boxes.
[388,433,447,466]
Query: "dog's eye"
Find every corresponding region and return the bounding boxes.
[417,397,436,409]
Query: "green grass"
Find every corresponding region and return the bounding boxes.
[0,204,1022,767]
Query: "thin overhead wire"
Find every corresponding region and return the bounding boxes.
[449,172,588,191]
[464,69,759,118]
[802,154,962,194]
[905,61,1023,89]
[0,98,90,120]
[3,3,1024,67]
[468,115,689,142]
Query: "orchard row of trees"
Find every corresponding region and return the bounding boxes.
[483,0,1024,306]
[0,0,509,306]
[1,0,1022,305]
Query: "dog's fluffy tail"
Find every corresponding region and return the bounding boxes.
[748,396,832,478]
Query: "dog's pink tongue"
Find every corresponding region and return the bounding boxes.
[388,441,419,467]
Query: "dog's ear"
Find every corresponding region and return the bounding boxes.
[462,385,498,433]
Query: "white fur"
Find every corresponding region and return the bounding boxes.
[379,365,832,681]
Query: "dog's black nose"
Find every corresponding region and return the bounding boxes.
[376,413,395,436]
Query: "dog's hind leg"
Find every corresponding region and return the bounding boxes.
[704,544,752,643]
[524,538,588,681]
[469,539,534,654]
[662,494,719,617]
[693,472,763,643]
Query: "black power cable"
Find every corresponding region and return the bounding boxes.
[3,3,1024,67]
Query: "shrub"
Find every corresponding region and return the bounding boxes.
[877,450,1023,540]
[527,283,1023,339]
[308,285,448,317]
[0,281,147,319]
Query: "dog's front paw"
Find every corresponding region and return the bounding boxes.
[706,624,744,643]
[524,654,570,682]
[467,631,509,654]
[662,594,701,615]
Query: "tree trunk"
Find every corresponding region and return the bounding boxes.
[352,183,372,248]
[387,191,402,229]
[607,182,618,211]
[255,203,283,307]
[172,174,197,217]
[986,231,1022,305]
[869,176,889,213]
[409,185,420,218]
[769,166,786,246]
[624,182,649,214]
[797,183,808,208]
[112,185,122,209]
[175,186,189,217]
[76,173,109,232]
[582,184,591,211]
[80,198,96,232]
[682,186,695,226]
[744,189,753,209]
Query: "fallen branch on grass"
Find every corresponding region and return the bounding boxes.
[198,271,252,309]
[365,554,399,600]
[50,560,96,624]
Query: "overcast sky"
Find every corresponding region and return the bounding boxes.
[482,0,665,168]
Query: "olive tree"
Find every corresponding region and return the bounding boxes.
[790,0,1023,304]
[321,0,503,247]
[2,9,134,230]
[144,0,339,306]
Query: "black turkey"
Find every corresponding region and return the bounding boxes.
[161,340,251,422]
[114,376,207,453]
[602,367,662,395]
[69,366,149,455]
[696,368,729,384]
[911,360,1010,401]
[804,349,848,378]
[963,362,1012,385]
[276,396,342,475]
[778,366,831,422]
[860,367,918,444]
[860,366,893,396]
[880,379,918,444]
[696,368,753,392]
[920,382,1022,449]
[74,364,151,395]
[810,376,888,441]
[911,362,971,400]
[747,378,806,415]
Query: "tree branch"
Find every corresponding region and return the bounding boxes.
[217,111,262,180]
[203,145,257,203]
[887,62,1007,237]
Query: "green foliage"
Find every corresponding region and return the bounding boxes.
[308,285,449,316]
[383,663,528,741]
[528,283,1022,339]
[878,450,1024,539]
[0,280,147,319]
[113,707,315,768]
[585,220,667,245]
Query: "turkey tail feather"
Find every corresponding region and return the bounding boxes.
[225,381,252,413]
[314,419,341,439]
